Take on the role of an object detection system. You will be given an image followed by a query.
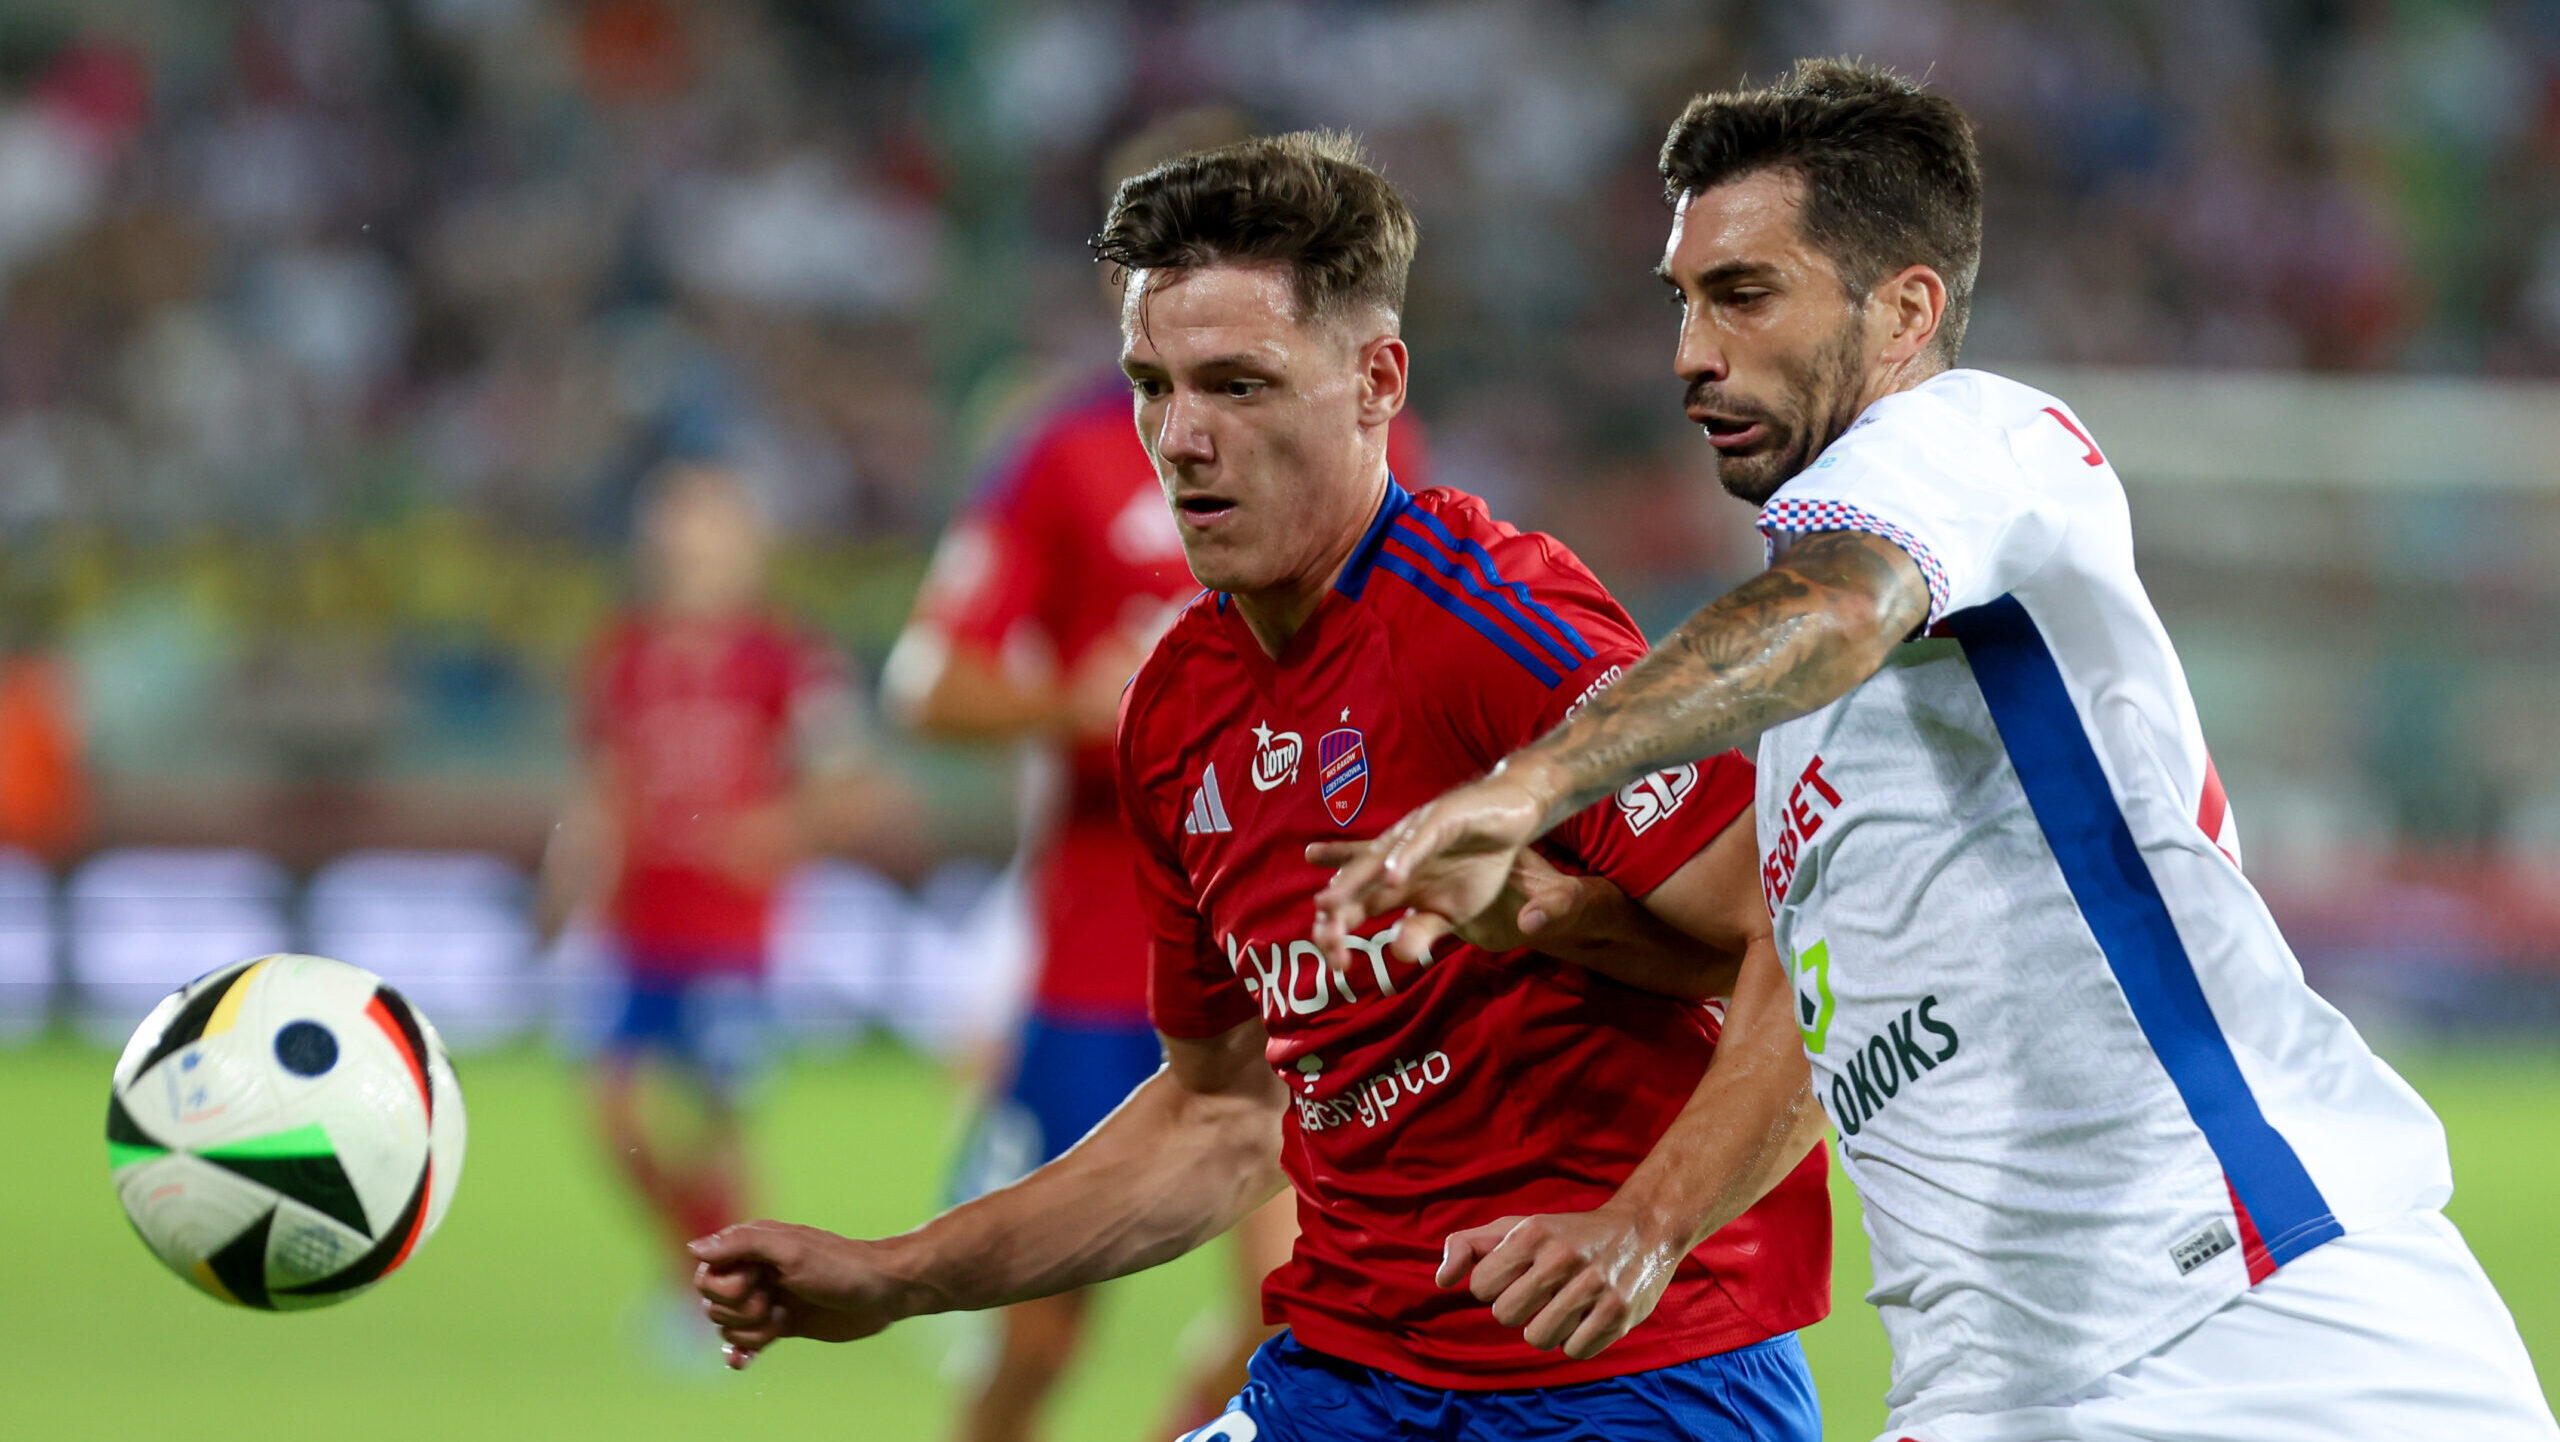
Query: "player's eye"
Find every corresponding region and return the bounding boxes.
[1725,288,1771,309]
[1128,377,1167,399]
[1221,378,1265,398]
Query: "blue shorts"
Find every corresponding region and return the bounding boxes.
[602,969,772,1101]
[950,1010,1161,1202]
[1178,1330,1822,1442]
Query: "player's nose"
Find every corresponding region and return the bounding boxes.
[1673,312,1728,387]
[1153,389,1217,465]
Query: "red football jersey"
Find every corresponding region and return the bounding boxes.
[1117,482,1832,1390]
[581,611,847,971]
[913,369,1431,1018]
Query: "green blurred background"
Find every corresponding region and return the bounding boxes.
[7,1040,2553,1441]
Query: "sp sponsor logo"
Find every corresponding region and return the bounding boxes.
[1316,727,1369,826]
[1250,722,1302,791]
[1614,762,1698,835]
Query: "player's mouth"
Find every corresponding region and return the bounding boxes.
[1694,412,1771,453]
[1174,494,1239,527]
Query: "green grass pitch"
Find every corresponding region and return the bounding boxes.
[6,1038,2553,1440]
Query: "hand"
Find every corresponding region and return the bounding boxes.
[1436,1205,1684,1360]
[1302,843,1619,958]
[688,1221,923,1369]
[1311,767,1554,970]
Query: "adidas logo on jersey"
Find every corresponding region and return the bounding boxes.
[1184,762,1234,836]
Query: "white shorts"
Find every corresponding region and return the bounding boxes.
[1885,1210,2557,1442]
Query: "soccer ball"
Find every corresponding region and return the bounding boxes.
[106,954,467,1310]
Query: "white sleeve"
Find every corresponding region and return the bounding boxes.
[1756,398,2067,626]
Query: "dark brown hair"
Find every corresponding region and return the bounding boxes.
[1660,58,1983,358]
[1092,130,1417,325]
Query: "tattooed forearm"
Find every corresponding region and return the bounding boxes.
[1514,530,1930,830]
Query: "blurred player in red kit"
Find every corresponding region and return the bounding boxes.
[543,461,886,1327]
[698,134,1831,1442]
[885,111,1431,1442]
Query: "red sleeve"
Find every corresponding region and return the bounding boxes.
[907,440,1058,657]
[1116,660,1257,1040]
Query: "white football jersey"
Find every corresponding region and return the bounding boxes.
[1753,369,2450,1429]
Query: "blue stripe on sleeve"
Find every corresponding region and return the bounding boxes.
[1371,553,1563,688]
[1385,520,1589,676]
[1948,595,2341,1266]
[1396,505,1597,664]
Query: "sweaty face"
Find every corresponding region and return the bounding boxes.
[1120,264,1384,598]
[1660,171,1876,505]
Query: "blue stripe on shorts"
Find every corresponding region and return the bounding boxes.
[1181,1329,1822,1442]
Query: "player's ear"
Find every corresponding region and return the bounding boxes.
[1357,331,1409,426]
[1874,264,1946,367]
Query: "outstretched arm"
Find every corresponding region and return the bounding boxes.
[692,1018,1286,1367]
[1316,529,1928,966]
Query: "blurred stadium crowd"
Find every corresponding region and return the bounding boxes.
[0,0,2555,1029]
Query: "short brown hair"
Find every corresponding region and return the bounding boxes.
[1660,58,1983,359]
[1092,130,1417,325]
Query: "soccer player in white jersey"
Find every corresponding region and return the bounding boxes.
[1319,59,2559,1442]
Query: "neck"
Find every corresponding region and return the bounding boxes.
[1231,464,1391,657]
[1855,350,1945,418]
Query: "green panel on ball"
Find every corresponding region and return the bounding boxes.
[106,1141,166,1170]
[200,1122,334,1161]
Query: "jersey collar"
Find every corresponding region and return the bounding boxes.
[1331,473,1413,601]
[1216,473,1412,685]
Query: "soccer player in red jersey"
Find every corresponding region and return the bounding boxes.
[886,110,1439,1442]
[542,463,878,1315]
[692,135,1831,1441]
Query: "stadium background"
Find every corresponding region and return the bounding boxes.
[0,1,2554,1437]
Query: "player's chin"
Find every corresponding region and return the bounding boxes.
[1711,441,1801,505]
[1178,542,1259,596]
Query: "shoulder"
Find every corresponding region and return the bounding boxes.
[1115,590,1229,832]
[717,616,835,696]
[961,370,1137,520]
[1358,486,1645,691]
[1120,590,1228,743]
[1827,368,2104,475]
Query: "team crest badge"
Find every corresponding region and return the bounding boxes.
[1316,727,1369,827]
